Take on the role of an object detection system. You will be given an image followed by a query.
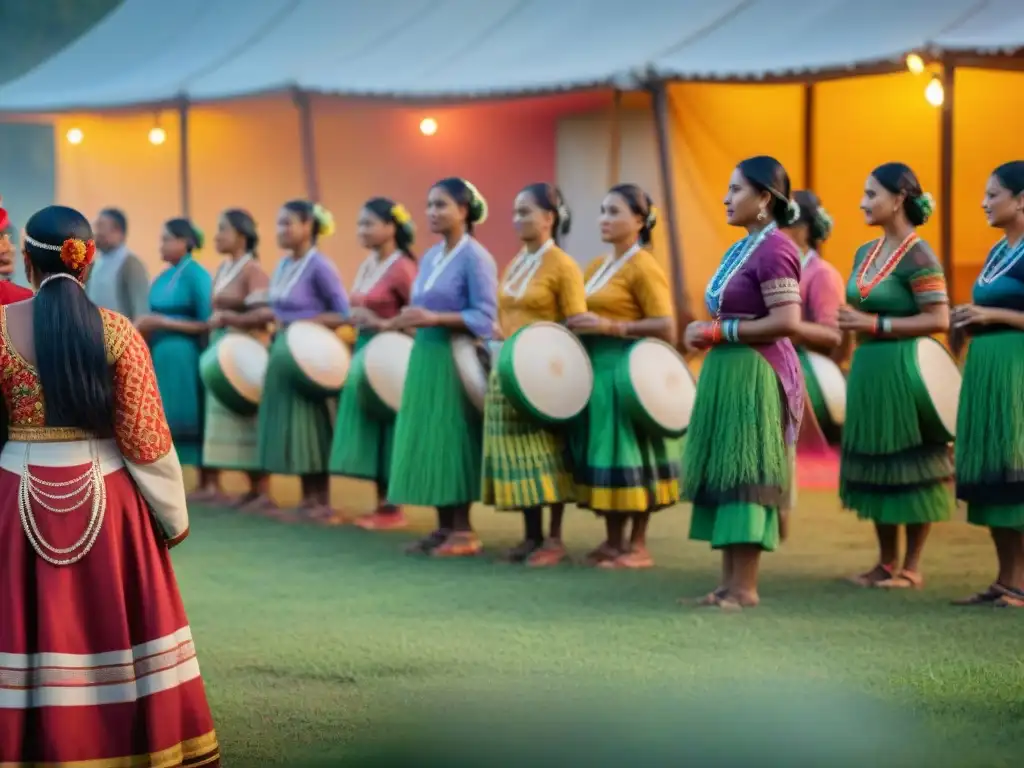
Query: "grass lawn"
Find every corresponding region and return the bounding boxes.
[176,478,1023,766]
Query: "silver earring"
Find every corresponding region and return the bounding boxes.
[757,209,767,222]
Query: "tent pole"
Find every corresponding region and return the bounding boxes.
[177,100,190,218]
[803,83,815,190]
[650,80,691,323]
[293,89,320,202]
[607,89,622,188]
[939,61,955,304]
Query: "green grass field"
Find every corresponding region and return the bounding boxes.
[177,484,1023,766]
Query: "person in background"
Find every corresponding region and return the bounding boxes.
[136,219,213,469]
[86,207,150,320]
[0,198,34,303]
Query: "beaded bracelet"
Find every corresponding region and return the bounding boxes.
[710,320,723,344]
[871,315,880,335]
[723,318,740,343]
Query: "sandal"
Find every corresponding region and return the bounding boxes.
[431,531,483,558]
[526,540,568,568]
[584,542,620,566]
[598,547,654,570]
[876,569,924,590]
[994,587,1024,608]
[687,587,728,606]
[354,509,408,531]
[952,584,1004,606]
[847,563,895,588]
[501,540,542,563]
[404,529,449,555]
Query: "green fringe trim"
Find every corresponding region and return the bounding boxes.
[967,503,1024,530]
[842,484,953,525]
[683,344,788,507]
[689,502,780,551]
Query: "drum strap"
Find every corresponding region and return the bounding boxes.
[585,243,641,296]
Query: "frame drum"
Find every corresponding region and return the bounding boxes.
[800,349,847,442]
[497,321,593,424]
[616,339,696,438]
[451,334,490,412]
[908,337,961,443]
[360,331,414,418]
[199,333,268,416]
[283,321,350,400]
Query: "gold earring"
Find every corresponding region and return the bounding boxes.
[757,208,767,222]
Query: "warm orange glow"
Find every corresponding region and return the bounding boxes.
[66,127,84,145]
[149,126,167,145]
[419,117,438,136]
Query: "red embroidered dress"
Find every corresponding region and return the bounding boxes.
[0,307,219,765]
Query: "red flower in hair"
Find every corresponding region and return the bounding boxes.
[60,238,96,272]
[0,207,9,232]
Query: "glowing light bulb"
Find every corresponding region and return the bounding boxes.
[905,53,925,75]
[66,127,84,145]
[925,75,944,107]
[419,117,438,136]
[149,126,167,145]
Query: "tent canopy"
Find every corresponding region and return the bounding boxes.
[1,0,1023,112]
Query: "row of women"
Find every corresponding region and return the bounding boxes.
[142,157,1024,613]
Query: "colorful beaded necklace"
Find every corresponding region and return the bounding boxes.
[854,232,920,299]
[978,236,1024,285]
[705,222,777,316]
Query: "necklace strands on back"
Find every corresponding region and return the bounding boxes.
[855,232,920,299]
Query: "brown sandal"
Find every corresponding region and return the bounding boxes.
[952,584,1004,606]
[501,540,542,563]
[847,563,895,588]
[994,585,1024,608]
[688,587,728,606]
[584,542,620,566]
[876,569,924,590]
[404,529,449,555]
[598,548,654,570]
[525,540,567,568]
[430,531,483,558]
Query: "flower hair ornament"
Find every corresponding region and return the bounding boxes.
[312,203,336,238]
[815,206,834,238]
[913,192,936,222]
[24,233,96,272]
[390,203,416,242]
[646,205,658,229]
[192,225,205,251]
[0,197,9,232]
[785,199,802,226]
[462,179,489,225]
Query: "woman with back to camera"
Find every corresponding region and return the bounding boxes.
[566,183,680,570]
[0,206,219,764]
[839,162,951,590]
[136,218,213,470]
[952,160,1024,608]
[784,190,848,453]
[244,200,349,518]
[388,177,497,557]
[481,182,587,566]
[189,209,272,506]
[682,156,803,610]
[329,197,417,529]
[0,198,34,304]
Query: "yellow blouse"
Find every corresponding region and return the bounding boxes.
[498,244,588,336]
[583,248,673,322]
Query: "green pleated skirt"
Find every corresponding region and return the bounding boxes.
[481,366,574,510]
[683,344,788,551]
[202,328,262,471]
[955,331,1024,530]
[387,328,483,507]
[150,331,204,467]
[329,332,395,491]
[255,331,335,476]
[840,338,954,524]
[565,335,681,514]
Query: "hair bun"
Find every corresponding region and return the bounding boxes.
[785,199,801,226]
[462,179,488,226]
[913,192,935,224]
[191,224,205,251]
[557,203,572,236]
[646,205,658,230]
[813,207,834,240]
[312,203,336,238]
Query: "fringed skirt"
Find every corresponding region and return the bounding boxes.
[839,339,954,524]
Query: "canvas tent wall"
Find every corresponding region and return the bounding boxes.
[1,0,1022,309]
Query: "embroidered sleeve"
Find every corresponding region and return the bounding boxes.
[757,235,802,308]
[105,311,173,464]
[556,255,589,319]
[903,242,948,306]
[631,252,673,318]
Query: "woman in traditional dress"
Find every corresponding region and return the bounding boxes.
[682,156,803,610]
[0,198,34,304]
[246,200,349,518]
[137,218,213,469]
[566,183,679,570]
[388,177,497,557]
[0,205,219,765]
[838,162,952,590]
[188,209,272,506]
[951,160,1024,608]
[784,190,847,452]
[482,183,587,566]
[329,197,417,529]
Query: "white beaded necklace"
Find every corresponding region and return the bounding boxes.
[585,242,641,297]
[502,239,553,299]
[214,253,253,295]
[418,235,469,296]
[270,248,316,302]
[354,250,402,294]
[978,236,1024,285]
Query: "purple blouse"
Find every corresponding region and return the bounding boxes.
[269,249,350,325]
[411,236,497,340]
[715,229,804,444]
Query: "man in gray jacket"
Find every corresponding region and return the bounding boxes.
[86,207,150,320]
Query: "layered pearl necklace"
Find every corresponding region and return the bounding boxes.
[214,253,253,294]
[19,445,107,566]
[978,236,1024,285]
[705,222,777,316]
[585,242,641,297]
[353,250,402,294]
[270,249,316,302]
[502,239,553,299]
[418,235,469,296]
[855,232,919,299]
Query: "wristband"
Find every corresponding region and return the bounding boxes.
[724,318,740,343]
[879,316,892,335]
[705,320,722,345]
[871,315,880,335]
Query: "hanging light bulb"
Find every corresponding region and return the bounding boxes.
[924,75,944,107]
[149,126,167,145]
[419,117,438,136]
[66,127,84,145]
[905,53,925,75]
